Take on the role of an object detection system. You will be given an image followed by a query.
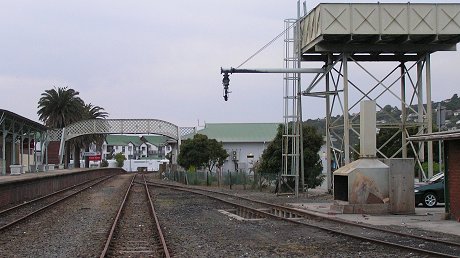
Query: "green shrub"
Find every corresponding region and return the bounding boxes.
[114,153,126,168]
[101,159,109,167]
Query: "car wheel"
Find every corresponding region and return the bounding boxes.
[423,192,438,207]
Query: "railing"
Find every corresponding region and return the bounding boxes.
[162,170,278,191]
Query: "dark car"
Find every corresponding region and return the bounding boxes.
[414,173,444,207]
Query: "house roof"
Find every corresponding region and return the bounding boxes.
[1,109,48,132]
[142,135,169,147]
[105,135,144,146]
[185,123,280,143]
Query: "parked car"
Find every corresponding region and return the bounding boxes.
[414,173,444,207]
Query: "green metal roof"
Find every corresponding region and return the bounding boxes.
[105,135,144,146]
[142,135,169,147]
[188,123,280,143]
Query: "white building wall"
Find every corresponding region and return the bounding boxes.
[220,142,268,173]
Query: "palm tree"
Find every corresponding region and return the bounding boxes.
[37,87,84,128]
[37,87,85,167]
[79,103,109,168]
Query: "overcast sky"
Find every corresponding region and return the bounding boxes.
[1,0,460,127]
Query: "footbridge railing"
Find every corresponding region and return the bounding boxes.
[43,119,196,165]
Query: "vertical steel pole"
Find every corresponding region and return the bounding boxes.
[438,103,443,174]
[343,54,350,164]
[34,132,37,170]
[12,131,16,165]
[20,132,24,172]
[401,62,407,158]
[297,0,303,195]
[417,59,426,180]
[426,54,433,178]
[2,123,6,175]
[326,54,332,192]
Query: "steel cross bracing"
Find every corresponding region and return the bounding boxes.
[296,2,460,190]
[302,53,434,190]
[43,119,195,165]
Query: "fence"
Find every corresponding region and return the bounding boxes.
[162,170,278,191]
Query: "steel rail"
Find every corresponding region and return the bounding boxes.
[149,180,460,248]
[147,181,459,258]
[0,175,114,232]
[142,175,170,258]
[100,174,136,258]
[0,175,112,216]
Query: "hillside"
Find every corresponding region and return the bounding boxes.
[305,94,460,135]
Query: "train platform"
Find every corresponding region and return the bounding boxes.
[0,168,90,185]
[289,189,460,237]
[0,167,122,208]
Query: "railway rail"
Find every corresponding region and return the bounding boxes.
[0,175,114,232]
[147,180,460,258]
[100,174,170,258]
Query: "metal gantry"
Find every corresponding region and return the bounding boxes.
[297,3,460,189]
[220,2,460,194]
[302,54,435,186]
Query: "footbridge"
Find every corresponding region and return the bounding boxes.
[45,119,196,165]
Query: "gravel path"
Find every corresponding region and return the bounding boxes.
[151,185,414,257]
[0,174,132,257]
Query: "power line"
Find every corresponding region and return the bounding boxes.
[235,21,296,69]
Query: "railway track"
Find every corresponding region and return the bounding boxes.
[0,175,114,232]
[147,180,460,258]
[100,174,170,258]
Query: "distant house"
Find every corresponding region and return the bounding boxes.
[103,135,144,160]
[184,123,280,173]
[140,135,172,158]
[103,135,172,161]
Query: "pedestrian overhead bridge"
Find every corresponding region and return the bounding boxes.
[0,110,195,175]
[45,119,195,166]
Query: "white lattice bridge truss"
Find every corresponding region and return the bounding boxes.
[45,119,196,165]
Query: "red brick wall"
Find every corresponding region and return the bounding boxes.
[47,141,60,164]
[0,168,123,208]
[448,140,460,222]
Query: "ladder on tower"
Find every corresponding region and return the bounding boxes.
[280,18,302,196]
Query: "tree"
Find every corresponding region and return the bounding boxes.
[178,133,229,175]
[205,139,229,174]
[37,87,108,168]
[259,123,324,191]
[37,87,84,128]
[114,152,126,167]
[37,87,85,167]
[80,103,108,168]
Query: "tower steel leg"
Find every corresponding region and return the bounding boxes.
[401,62,407,158]
[343,54,350,164]
[326,55,332,192]
[417,60,426,179]
[426,54,434,178]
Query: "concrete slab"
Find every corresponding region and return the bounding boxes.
[288,202,460,236]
